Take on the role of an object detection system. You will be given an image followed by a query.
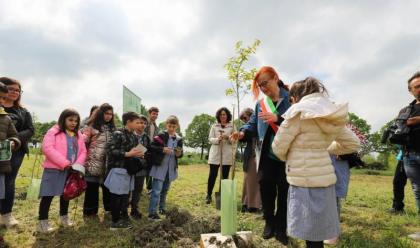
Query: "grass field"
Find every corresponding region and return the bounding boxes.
[0,154,419,247]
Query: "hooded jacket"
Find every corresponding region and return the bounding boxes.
[272,93,360,187]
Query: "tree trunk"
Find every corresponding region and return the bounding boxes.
[200,143,204,160]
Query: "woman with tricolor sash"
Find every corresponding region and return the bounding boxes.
[234,66,291,246]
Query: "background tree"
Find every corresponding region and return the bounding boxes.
[224,39,261,119]
[32,121,57,144]
[184,114,216,159]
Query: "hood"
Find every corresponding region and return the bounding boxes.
[282,93,348,134]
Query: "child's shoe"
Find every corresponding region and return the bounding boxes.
[59,215,74,227]
[38,220,56,233]
[1,213,19,228]
[148,213,161,221]
[110,219,132,230]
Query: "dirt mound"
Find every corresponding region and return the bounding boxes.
[133,207,252,247]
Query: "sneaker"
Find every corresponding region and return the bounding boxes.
[130,209,142,220]
[59,215,75,227]
[241,205,248,213]
[159,209,167,216]
[148,213,161,221]
[110,220,132,231]
[38,220,56,233]
[408,232,420,241]
[1,213,19,228]
[388,207,405,214]
[324,237,339,245]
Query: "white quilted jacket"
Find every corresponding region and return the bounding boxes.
[272,93,360,187]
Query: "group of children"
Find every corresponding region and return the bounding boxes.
[36,104,183,232]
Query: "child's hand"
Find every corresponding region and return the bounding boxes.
[175,147,182,157]
[10,141,15,150]
[126,148,142,158]
[163,147,173,155]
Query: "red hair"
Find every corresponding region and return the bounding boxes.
[252,66,280,100]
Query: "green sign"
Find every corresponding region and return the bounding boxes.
[123,85,142,114]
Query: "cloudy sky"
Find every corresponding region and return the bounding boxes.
[1,0,419,132]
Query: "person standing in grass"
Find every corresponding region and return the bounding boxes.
[82,103,116,218]
[145,107,160,194]
[148,115,183,220]
[238,108,261,213]
[38,109,87,233]
[128,114,151,219]
[105,112,143,230]
[0,83,21,243]
[272,77,360,248]
[0,77,34,228]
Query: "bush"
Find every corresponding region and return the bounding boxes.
[178,152,207,165]
[364,162,387,170]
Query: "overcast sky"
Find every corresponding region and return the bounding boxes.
[1,0,419,132]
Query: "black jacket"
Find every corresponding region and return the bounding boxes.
[4,106,34,154]
[150,131,183,166]
[107,128,138,170]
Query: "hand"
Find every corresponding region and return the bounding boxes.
[258,112,278,123]
[10,141,15,150]
[407,116,420,126]
[163,147,173,155]
[126,148,142,158]
[229,132,240,143]
[175,147,182,157]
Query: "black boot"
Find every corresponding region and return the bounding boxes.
[205,194,212,204]
[262,222,275,239]
[275,230,289,245]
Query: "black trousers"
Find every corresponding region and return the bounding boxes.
[306,241,324,248]
[392,160,407,210]
[110,193,129,223]
[39,196,69,220]
[130,176,146,210]
[259,155,289,233]
[207,164,231,195]
[83,181,111,215]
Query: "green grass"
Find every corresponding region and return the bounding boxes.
[0,155,419,247]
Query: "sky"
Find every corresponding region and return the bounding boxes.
[1,0,419,133]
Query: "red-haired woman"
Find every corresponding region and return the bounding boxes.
[234,66,291,245]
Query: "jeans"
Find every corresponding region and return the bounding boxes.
[83,182,111,215]
[404,151,420,211]
[392,160,407,210]
[0,150,25,214]
[148,173,171,215]
[39,196,69,220]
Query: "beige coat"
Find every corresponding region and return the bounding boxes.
[208,123,234,165]
[272,93,360,188]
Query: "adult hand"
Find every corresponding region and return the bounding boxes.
[258,112,278,123]
[163,147,173,155]
[10,141,15,150]
[407,116,420,126]
[237,131,245,140]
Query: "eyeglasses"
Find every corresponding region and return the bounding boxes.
[7,88,22,94]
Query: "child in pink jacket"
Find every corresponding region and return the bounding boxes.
[37,109,87,233]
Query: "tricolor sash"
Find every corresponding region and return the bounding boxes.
[259,96,279,133]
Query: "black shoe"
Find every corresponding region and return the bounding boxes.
[205,195,212,204]
[110,220,132,230]
[130,209,142,220]
[159,209,167,215]
[275,230,289,245]
[388,207,405,214]
[247,207,259,213]
[148,213,161,221]
[241,205,248,213]
[262,223,275,239]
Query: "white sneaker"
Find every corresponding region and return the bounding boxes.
[38,220,56,233]
[1,213,19,228]
[59,215,75,227]
[408,232,420,241]
[324,237,339,245]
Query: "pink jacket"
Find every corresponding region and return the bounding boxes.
[42,125,87,170]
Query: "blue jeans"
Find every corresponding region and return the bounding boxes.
[148,173,171,215]
[404,151,420,212]
[0,150,25,214]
